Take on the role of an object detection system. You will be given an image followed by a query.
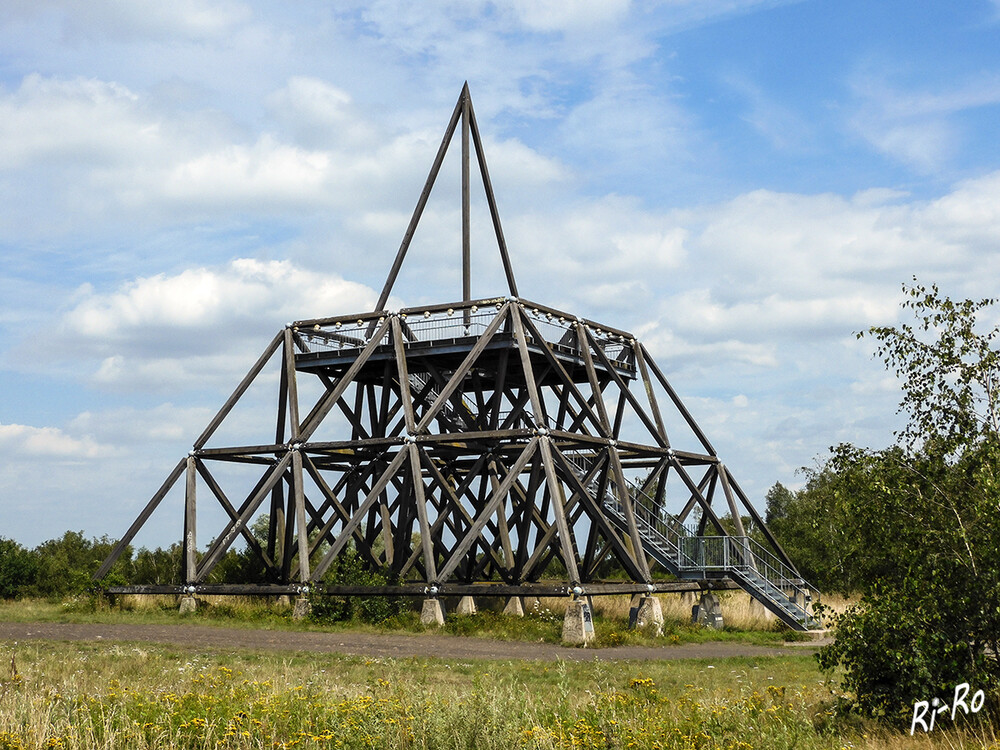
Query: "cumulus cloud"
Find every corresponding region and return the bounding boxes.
[509,196,688,281]
[41,259,377,390]
[0,72,572,244]
[0,422,106,459]
[0,75,148,170]
[162,136,333,208]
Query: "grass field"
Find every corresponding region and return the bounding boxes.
[3,594,996,749]
[2,638,997,750]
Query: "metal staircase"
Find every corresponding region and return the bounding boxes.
[409,372,471,428]
[570,458,821,630]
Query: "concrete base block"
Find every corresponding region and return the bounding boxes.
[456,596,478,616]
[636,595,664,636]
[562,600,595,645]
[179,596,197,614]
[747,595,775,621]
[275,595,292,608]
[292,597,312,620]
[503,596,525,617]
[420,598,445,627]
[696,592,724,629]
[628,593,643,629]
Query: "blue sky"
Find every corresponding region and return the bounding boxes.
[2,0,1000,548]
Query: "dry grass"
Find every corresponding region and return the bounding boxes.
[2,638,995,750]
[118,593,289,613]
[566,591,790,631]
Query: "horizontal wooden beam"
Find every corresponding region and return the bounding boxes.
[106,579,741,598]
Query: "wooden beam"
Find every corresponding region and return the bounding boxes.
[435,438,538,583]
[183,456,197,583]
[299,316,392,440]
[390,316,417,434]
[466,88,519,297]
[310,448,409,581]
[461,83,471,304]
[196,458,275,571]
[639,342,717,456]
[194,331,283,450]
[93,457,186,580]
[538,438,582,584]
[375,89,465,311]
[408,443,438,580]
[195,453,293,582]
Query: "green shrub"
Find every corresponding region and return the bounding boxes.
[309,549,409,624]
[0,538,38,599]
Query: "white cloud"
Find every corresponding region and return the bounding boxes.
[0,422,106,459]
[0,0,252,42]
[510,196,688,283]
[161,136,332,207]
[43,259,377,390]
[267,77,373,150]
[0,72,572,242]
[848,68,1000,172]
[69,405,214,444]
[640,324,779,369]
[0,75,146,170]
[503,0,632,31]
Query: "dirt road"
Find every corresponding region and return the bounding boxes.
[0,622,826,662]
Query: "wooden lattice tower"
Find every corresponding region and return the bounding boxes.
[97,85,819,629]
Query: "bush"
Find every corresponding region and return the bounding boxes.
[33,531,128,598]
[0,538,38,599]
[309,550,409,624]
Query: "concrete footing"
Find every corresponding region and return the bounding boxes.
[292,597,312,620]
[420,598,445,627]
[275,595,292,608]
[747,595,775,621]
[456,596,478,616]
[636,595,664,636]
[178,596,197,614]
[562,599,595,645]
[694,591,724,629]
[503,596,525,617]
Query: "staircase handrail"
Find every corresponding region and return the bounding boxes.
[677,535,820,602]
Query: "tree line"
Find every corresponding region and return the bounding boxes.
[0,530,271,601]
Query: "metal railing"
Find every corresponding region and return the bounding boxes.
[296,300,635,370]
[562,454,819,626]
[401,309,499,343]
[676,535,820,622]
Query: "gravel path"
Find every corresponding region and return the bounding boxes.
[0,622,827,662]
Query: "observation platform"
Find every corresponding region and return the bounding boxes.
[292,297,637,387]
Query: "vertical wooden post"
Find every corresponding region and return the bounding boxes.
[461,84,471,306]
[184,455,197,583]
[292,449,310,582]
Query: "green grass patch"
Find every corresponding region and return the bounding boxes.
[0,639,823,749]
[3,639,991,749]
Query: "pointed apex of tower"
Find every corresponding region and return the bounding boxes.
[374,83,518,312]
